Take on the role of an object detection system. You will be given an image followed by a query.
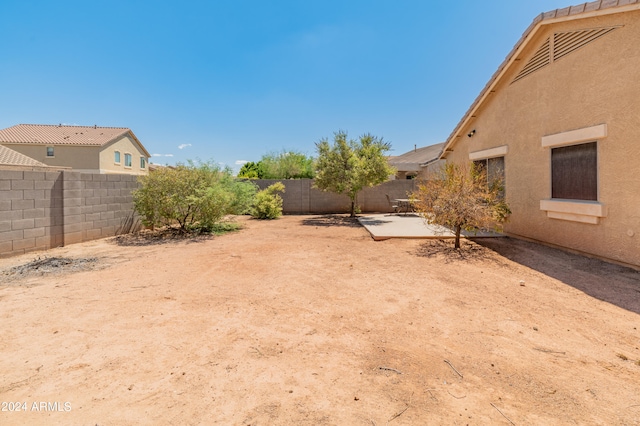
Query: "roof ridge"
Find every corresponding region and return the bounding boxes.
[18,123,129,129]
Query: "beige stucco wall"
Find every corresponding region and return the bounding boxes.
[100,135,149,175]
[3,144,101,171]
[439,10,640,267]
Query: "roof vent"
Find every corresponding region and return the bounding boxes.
[512,26,619,84]
[553,26,619,61]
[512,38,550,83]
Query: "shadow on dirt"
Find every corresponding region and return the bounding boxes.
[301,215,362,228]
[475,238,640,315]
[415,239,506,265]
[113,228,215,247]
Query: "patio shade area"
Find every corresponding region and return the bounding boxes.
[358,213,504,240]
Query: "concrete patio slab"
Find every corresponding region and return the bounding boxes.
[357,213,504,241]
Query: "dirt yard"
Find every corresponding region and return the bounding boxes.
[1,215,639,425]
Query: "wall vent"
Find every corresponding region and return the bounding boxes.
[553,27,618,61]
[512,26,619,84]
[513,37,550,83]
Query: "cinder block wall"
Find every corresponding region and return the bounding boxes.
[1,169,140,258]
[252,179,416,214]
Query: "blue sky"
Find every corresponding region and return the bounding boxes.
[1,0,574,172]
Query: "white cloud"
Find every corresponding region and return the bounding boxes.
[152,153,174,157]
[178,143,192,150]
[235,160,249,165]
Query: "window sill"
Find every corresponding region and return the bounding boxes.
[540,199,607,224]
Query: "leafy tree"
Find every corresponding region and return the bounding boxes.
[251,182,286,219]
[314,131,395,217]
[412,162,510,249]
[237,161,262,179]
[259,150,315,179]
[133,160,257,233]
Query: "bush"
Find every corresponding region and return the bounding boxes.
[251,182,285,219]
[133,161,257,233]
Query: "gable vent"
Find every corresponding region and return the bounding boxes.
[512,26,619,84]
[553,27,618,61]
[512,38,550,83]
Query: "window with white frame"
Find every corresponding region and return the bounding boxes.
[114,151,121,164]
[46,147,54,157]
[124,153,132,167]
[539,124,607,224]
[140,157,146,169]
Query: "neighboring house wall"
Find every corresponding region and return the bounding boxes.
[442,10,640,267]
[0,170,140,258]
[3,144,101,171]
[252,179,417,214]
[100,135,149,175]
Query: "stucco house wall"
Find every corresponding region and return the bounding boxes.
[3,144,101,171]
[100,135,149,175]
[438,6,640,267]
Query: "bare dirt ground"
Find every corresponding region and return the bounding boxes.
[1,215,639,425]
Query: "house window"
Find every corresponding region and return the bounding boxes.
[551,142,597,201]
[124,153,132,168]
[473,156,505,197]
[140,157,146,169]
[114,151,121,164]
[46,147,54,157]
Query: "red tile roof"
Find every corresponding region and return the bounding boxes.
[0,124,132,146]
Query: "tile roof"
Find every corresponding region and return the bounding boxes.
[389,143,445,171]
[0,145,48,167]
[441,0,640,158]
[0,124,132,147]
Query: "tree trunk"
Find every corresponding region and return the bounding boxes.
[350,199,356,217]
[454,225,461,249]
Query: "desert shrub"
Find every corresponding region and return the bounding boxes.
[412,162,510,249]
[133,161,257,233]
[251,182,285,219]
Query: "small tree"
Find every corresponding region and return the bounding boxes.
[251,182,285,219]
[133,161,257,233]
[314,131,395,217]
[259,150,315,179]
[412,162,510,249]
[237,161,262,179]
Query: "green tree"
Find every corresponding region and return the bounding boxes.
[259,150,315,179]
[314,131,395,217]
[251,182,286,219]
[412,162,510,249]
[133,160,257,233]
[237,161,262,179]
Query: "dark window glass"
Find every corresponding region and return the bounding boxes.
[551,142,597,201]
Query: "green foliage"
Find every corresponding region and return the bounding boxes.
[237,161,262,179]
[314,131,395,217]
[259,150,315,179]
[412,162,511,249]
[133,161,257,233]
[251,182,285,219]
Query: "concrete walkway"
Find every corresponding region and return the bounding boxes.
[357,213,504,241]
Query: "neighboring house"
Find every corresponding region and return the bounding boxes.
[388,142,444,179]
[0,144,50,169]
[426,0,640,267]
[0,124,150,175]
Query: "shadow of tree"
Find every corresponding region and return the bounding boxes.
[301,215,362,228]
[414,239,506,265]
[112,228,214,247]
[475,238,640,315]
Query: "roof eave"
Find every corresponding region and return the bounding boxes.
[438,2,640,161]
